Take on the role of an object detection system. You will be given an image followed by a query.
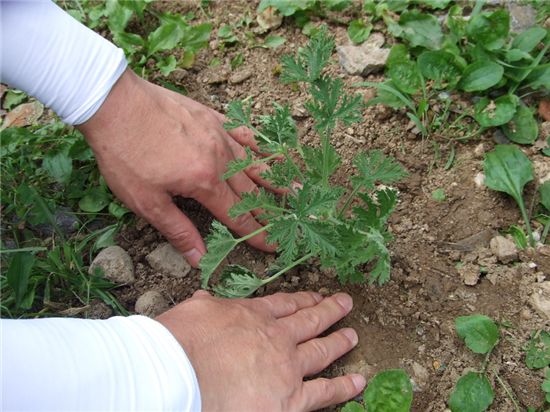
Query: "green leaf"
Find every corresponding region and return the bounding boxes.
[223,147,255,180]
[341,401,365,412]
[43,151,72,184]
[502,104,539,145]
[212,265,265,298]
[258,0,315,16]
[156,55,177,76]
[7,252,35,308]
[525,330,550,369]
[455,314,500,354]
[474,95,518,128]
[432,188,446,201]
[200,221,238,288]
[525,65,550,90]
[352,150,408,191]
[224,100,253,130]
[363,369,413,412]
[108,202,129,219]
[388,59,422,95]
[421,0,451,9]
[512,26,547,53]
[230,53,244,70]
[263,35,286,49]
[505,48,533,63]
[259,103,297,148]
[147,22,183,55]
[447,5,467,39]
[504,225,528,249]
[229,189,280,219]
[466,9,510,51]
[303,145,341,183]
[218,24,238,44]
[79,187,111,213]
[418,50,462,89]
[483,145,533,208]
[348,19,372,44]
[449,372,494,412]
[541,181,550,212]
[396,11,443,50]
[3,90,27,110]
[459,60,504,92]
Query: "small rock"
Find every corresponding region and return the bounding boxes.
[146,243,191,278]
[206,72,228,84]
[291,276,300,286]
[473,143,485,159]
[135,290,169,318]
[411,362,429,390]
[86,300,113,319]
[1,101,44,130]
[458,263,481,286]
[337,33,390,76]
[490,236,518,264]
[256,6,283,31]
[507,3,536,33]
[474,172,485,188]
[533,159,550,184]
[540,100,550,122]
[493,129,510,145]
[341,360,376,380]
[89,246,135,284]
[34,207,79,237]
[307,272,320,284]
[520,308,532,320]
[229,69,253,85]
[530,281,550,320]
[318,287,330,295]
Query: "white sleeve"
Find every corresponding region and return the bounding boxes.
[1,316,202,412]
[0,0,128,125]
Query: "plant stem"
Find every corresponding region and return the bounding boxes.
[237,223,273,243]
[518,203,535,247]
[493,370,521,412]
[338,186,361,219]
[262,252,315,284]
[541,218,549,245]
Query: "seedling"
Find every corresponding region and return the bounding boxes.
[525,330,550,370]
[199,28,407,298]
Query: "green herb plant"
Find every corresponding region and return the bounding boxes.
[199,28,407,298]
[342,369,413,412]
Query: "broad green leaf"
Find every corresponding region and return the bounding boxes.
[455,314,500,354]
[421,0,451,9]
[263,35,286,49]
[540,181,550,212]
[156,55,177,76]
[212,265,265,298]
[525,65,550,90]
[113,32,145,55]
[502,105,538,145]
[43,151,72,184]
[180,23,212,52]
[449,372,494,412]
[483,145,533,207]
[505,48,533,63]
[418,50,461,89]
[363,369,413,412]
[447,5,467,39]
[505,225,528,249]
[388,60,422,95]
[147,22,183,55]
[79,187,111,213]
[341,401,365,412]
[3,90,27,110]
[397,11,443,50]
[258,0,315,16]
[106,1,133,32]
[7,252,35,308]
[512,27,547,53]
[525,330,550,369]
[459,60,504,92]
[473,95,518,128]
[218,24,237,43]
[466,9,510,51]
[348,19,372,44]
[108,202,129,219]
[200,221,238,288]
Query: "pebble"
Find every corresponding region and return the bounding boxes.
[229,69,253,85]
[86,300,112,319]
[507,3,536,33]
[146,243,191,278]
[411,362,429,391]
[336,33,390,76]
[520,308,532,320]
[473,143,485,159]
[318,287,330,296]
[474,172,485,188]
[533,159,550,184]
[530,281,550,320]
[458,263,481,286]
[89,246,135,285]
[256,6,283,31]
[135,290,169,318]
[490,235,518,264]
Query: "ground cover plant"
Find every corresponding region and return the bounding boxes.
[199,28,407,298]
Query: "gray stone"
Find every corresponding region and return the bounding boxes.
[89,246,135,284]
[411,362,429,391]
[507,3,536,33]
[490,235,518,264]
[229,69,253,85]
[337,33,390,76]
[458,263,481,286]
[146,242,191,278]
[530,281,550,320]
[135,290,169,318]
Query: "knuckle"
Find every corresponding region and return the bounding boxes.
[302,310,322,333]
[311,340,330,363]
[318,378,335,400]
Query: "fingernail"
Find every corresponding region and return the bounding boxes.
[183,248,203,266]
[342,328,358,346]
[351,374,366,391]
[335,293,353,312]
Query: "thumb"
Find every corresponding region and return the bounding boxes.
[145,196,206,268]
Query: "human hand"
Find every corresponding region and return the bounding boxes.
[156,291,365,412]
[77,69,274,267]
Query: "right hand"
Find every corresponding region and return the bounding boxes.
[156,291,366,411]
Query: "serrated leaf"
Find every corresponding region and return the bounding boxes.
[459,60,504,92]
[502,105,538,145]
[212,265,265,298]
[224,100,253,130]
[363,369,413,412]
[268,218,300,264]
[200,221,238,288]
[525,330,550,369]
[352,150,408,191]
[259,103,297,148]
[223,147,255,179]
[229,189,280,219]
[455,314,500,354]
[303,145,341,183]
[483,145,533,207]
[355,188,398,231]
[474,95,518,128]
[449,372,494,412]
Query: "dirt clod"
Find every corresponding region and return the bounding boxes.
[145,243,191,279]
[89,245,135,285]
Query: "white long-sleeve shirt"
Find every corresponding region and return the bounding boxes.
[0,1,201,410]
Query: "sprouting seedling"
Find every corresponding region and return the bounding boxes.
[483,145,535,246]
[199,27,407,298]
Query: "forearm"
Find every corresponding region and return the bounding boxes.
[0,0,127,125]
[1,316,201,411]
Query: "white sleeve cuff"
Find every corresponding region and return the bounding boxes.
[1,316,201,411]
[0,0,128,125]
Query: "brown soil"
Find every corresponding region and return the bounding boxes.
[107,2,549,411]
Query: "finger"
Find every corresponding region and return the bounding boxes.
[298,328,358,376]
[252,291,323,318]
[280,293,353,343]
[210,109,261,152]
[143,194,206,267]
[196,180,276,252]
[299,375,366,411]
